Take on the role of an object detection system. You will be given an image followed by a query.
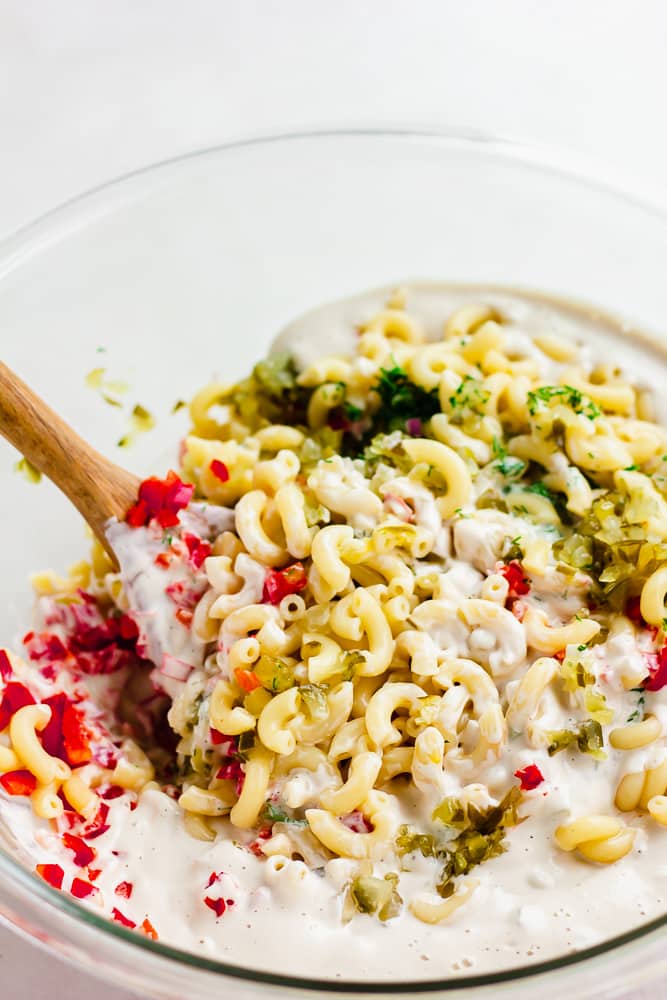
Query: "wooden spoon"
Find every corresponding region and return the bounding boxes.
[0,361,140,560]
[0,361,234,689]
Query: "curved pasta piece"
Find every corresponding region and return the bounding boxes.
[505,657,559,733]
[457,599,527,676]
[319,752,382,813]
[523,606,600,655]
[10,704,71,785]
[409,878,478,924]
[257,688,302,755]
[306,791,396,859]
[365,682,427,748]
[235,490,288,566]
[401,438,472,519]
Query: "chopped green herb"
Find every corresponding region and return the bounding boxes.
[496,455,527,479]
[372,364,440,433]
[524,481,557,501]
[626,688,646,724]
[526,385,600,420]
[448,375,490,416]
[343,401,364,421]
[171,399,187,414]
[260,800,307,826]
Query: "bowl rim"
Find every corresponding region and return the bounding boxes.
[2,124,667,994]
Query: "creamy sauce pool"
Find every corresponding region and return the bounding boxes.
[3,284,667,981]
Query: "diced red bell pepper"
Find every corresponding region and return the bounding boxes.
[645,646,667,692]
[115,881,133,899]
[514,764,545,791]
[80,801,110,839]
[234,668,261,693]
[36,863,64,890]
[70,878,97,899]
[62,703,93,766]
[263,561,308,605]
[111,907,136,929]
[0,681,36,731]
[125,470,194,529]
[62,832,96,868]
[141,917,158,940]
[204,896,227,917]
[209,460,230,483]
[340,810,373,833]
[625,596,645,625]
[500,561,531,597]
[0,650,12,679]
[182,532,212,570]
[0,770,37,796]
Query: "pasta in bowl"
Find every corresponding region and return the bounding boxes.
[3,282,667,980]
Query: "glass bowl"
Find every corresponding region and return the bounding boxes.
[2,128,667,1000]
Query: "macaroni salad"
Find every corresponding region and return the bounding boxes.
[3,285,667,972]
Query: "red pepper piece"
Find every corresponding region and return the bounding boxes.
[125,470,194,529]
[115,881,133,899]
[500,561,531,597]
[70,878,97,899]
[625,596,645,625]
[209,459,230,483]
[111,907,136,929]
[340,810,373,833]
[514,764,545,790]
[141,917,158,940]
[262,561,308,605]
[0,681,36,731]
[87,868,102,882]
[99,784,125,800]
[0,770,37,796]
[36,863,64,890]
[182,532,212,570]
[645,646,667,692]
[118,615,139,641]
[40,692,69,760]
[62,703,93,766]
[234,667,261,693]
[81,801,111,839]
[0,650,12,679]
[204,896,227,917]
[62,833,96,867]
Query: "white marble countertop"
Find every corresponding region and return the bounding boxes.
[2,2,667,997]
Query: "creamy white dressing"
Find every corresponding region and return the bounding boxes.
[3,284,667,982]
[106,503,234,699]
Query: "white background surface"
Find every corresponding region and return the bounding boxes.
[1,2,667,998]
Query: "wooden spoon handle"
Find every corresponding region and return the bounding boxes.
[0,362,140,552]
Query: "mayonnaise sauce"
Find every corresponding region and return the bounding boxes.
[3,284,667,982]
